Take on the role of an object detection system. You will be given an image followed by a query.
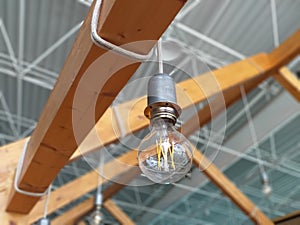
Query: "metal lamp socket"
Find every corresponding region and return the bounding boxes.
[94,192,103,206]
[144,73,181,124]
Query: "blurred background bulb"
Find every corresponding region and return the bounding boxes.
[88,205,104,225]
[37,218,51,225]
[262,183,272,196]
[261,171,272,196]
[138,117,193,184]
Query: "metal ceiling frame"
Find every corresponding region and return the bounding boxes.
[0,0,299,224]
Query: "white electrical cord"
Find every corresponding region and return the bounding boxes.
[43,183,52,218]
[95,148,105,206]
[91,0,153,61]
[240,85,267,176]
[14,140,49,197]
[157,39,164,74]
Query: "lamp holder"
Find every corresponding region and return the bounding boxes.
[144,73,181,124]
[37,218,51,225]
[94,192,103,206]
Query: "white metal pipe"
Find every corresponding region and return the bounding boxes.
[0,93,20,137]
[18,0,25,72]
[22,22,82,76]
[0,20,19,72]
[197,137,300,178]
[0,109,36,128]
[174,22,246,60]
[167,37,228,68]
[270,0,280,47]
[0,53,58,78]
[18,0,27,139]
[204,0,231,36]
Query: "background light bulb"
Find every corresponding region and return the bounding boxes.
[261,171,272,196]
[138,73,193,184]
[37,218,51,225]
[89,206,104,225]
[262,183,272,196]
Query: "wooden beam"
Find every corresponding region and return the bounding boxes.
[274,210,300,225]
[52,74,265,225]
[269,30,300,68]
[1,150,139,224]
[0,53,271,223]
[193,149,274,225]
[76,221,87,225]
[52,168,140,225]
[2,29,300,221]
[71,52,272,159]
[3,29,300,170]
[104,199,135,225]
[53,198,93,225]
[6,0,186,213]
[181,74,268,136]
[274,67,300,102]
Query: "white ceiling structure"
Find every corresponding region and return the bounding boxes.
[0,0,300,224]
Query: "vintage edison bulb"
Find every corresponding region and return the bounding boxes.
[138,117,193,184]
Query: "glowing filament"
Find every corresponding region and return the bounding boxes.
[156,138,175,170]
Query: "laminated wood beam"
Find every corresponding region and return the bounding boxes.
[0,72,262,224]
[52,168,140,225]
[6,0,186,213]
[70,52,272,159]
[274,67,300,102]
[104,199,135,225]
[193,149,274,225]
[51,74,264,225]
[2,29,300,222]
[0,53,272,223]
[173,78,275,225]
[273,210,300,225]
[269,30,300,68]
[1,150,139,224]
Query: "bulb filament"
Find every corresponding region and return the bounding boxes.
[156,138,175,170]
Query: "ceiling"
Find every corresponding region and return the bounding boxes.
[0,0,300,224]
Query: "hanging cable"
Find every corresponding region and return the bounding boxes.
[14,140,49,197]
[240,85,266,175]
[43,183,52,219]
[89,150,105,225]
[96,149,105,205]
[240,85,271,195]
[157,39,164,74]
[91,0,153,61]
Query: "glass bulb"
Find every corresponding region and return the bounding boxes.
[89,206,104,225]
[262,183,272,196]
[138,117,193,184]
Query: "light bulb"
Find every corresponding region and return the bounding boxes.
[88,192,104,225]
[89,205,104,225]
[138,73,193,184]
[262,183,272,196]
[138,117,193,183]
[37,218,51,225]
[261,171,272,196]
